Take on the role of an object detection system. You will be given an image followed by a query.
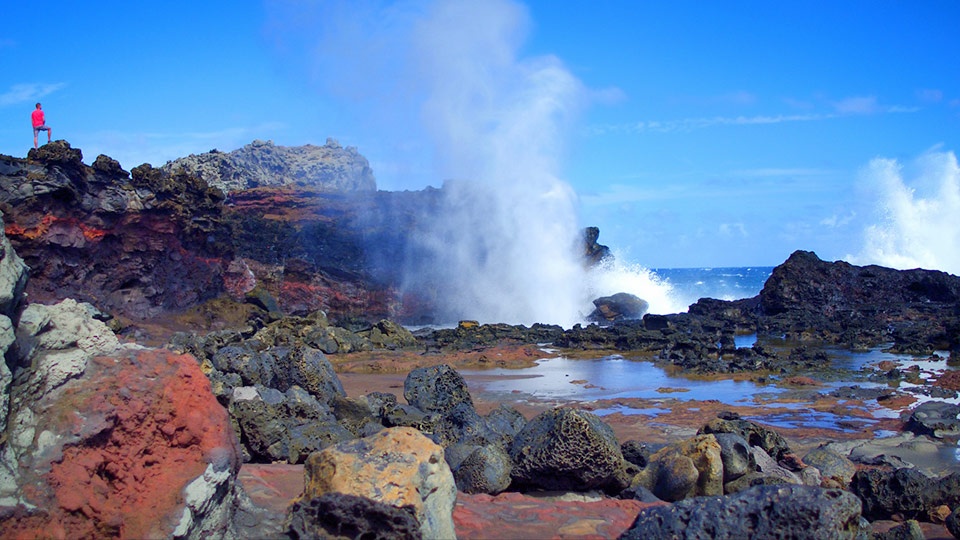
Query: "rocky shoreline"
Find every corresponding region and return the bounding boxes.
[1,141,959,538]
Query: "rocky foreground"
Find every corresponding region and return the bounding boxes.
[1,141,959,538]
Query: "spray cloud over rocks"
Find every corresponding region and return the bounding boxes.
[849,149,960,276]
[274,0,678,325]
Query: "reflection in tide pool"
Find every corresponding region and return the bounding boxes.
[462,355,784,405]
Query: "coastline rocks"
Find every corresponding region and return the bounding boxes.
[699,413,793,461]
[631,434,724,501]
[228,385,353,464]
[161,138,377,193]
[851,467,960,521]
[589,292,649,323]
[509,408,629,493]
[287,493,422,540]
[0,348,243,539]
[905,401,960,439]
[803,446,858,487]
[301,427,457,540]
[618,484,865,540]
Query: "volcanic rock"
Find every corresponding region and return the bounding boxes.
[905,401,960,439]
[0,346,243,539]
[302,427,457,540]
[631,434,724,501]
[618,484,865,539]
[589,292,649,322]
[161,138,377,193]
[508,407,629,492]
[851,467,960,521]
[286,492,422,540]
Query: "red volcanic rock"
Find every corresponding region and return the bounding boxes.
[0,348,241,539]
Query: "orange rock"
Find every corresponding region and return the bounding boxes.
[302,427,457,539]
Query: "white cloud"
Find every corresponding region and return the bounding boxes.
[831,95,879,114]
[820,211,856,228]
[0,82,67,107]
[718,222,748,237]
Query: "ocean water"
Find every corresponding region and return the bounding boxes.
[651,266,774,311]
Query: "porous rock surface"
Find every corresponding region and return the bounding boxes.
[509,407,629,492]
[619,484,865,539]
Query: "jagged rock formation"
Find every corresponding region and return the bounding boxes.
[161,138,377,193]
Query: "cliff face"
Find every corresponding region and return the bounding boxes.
[0,141,408,332]
[161,138,377,193]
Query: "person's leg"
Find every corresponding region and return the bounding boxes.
[34,132,38,148]
[47,128,51,143]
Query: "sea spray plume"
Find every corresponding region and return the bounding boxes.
[400,0,589,326]
[848,150,960,275]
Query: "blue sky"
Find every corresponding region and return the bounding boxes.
[2,1,959,269]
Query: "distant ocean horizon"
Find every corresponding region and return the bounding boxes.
[650,266,774,310]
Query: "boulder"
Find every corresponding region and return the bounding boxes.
[905,401,960,439]
[589,292,649,322]
[286,493,422,540]
[619,484,864,540]
[631,434,724,501]
[804,446,857,486]
[699,413,792,461]
[713,432,755,483]
[302,427,457,540]
[0,348,243,539]
[509,408,628,492]
[404,364,474,415]
[452,445,513,495]
[229,385,352,464]
[851,467,960,521]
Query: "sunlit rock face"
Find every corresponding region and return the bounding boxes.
[161,138,377,194]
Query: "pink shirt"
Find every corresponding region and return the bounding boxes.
[32,109,45,127]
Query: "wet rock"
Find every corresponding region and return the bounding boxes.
[906,401,960,439]
[302,427,457,540]
[824,432,946,475]
[509,408,628,493]
[582,226,612,266]
[619,484,864,540]
[286,493,422,540]
[804,445,857,486]
[589,292,649,322]
[631,434,724,501]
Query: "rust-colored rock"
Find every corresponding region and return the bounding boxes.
[0,348,241,539]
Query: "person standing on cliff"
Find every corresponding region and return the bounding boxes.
[31,103,52,148]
